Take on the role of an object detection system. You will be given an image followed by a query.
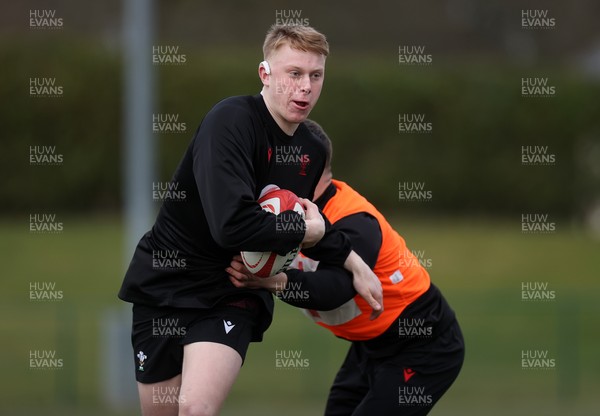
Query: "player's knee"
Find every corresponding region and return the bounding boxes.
[178,399,217,416]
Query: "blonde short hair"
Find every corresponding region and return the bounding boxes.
[263,24,329,60]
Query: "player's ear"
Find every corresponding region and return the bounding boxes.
[258,61,271,86]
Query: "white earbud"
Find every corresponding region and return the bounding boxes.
[260,60,271,75]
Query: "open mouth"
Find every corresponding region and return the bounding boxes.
[292,100,309,110]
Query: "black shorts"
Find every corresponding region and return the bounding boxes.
[131,295,263,383]
[324,318,464,416]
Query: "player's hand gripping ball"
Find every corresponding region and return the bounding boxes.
[240,185,304,277]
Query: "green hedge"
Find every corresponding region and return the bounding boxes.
[315,59,600,218]
[0,38,121,213]
[2,39,599,218]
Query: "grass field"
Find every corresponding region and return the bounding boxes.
[1,215,599,415]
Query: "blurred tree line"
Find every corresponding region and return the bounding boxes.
[2,1,600,223]
[0,0,600,223]
[1,36,599,221]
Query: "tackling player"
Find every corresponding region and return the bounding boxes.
[118,26,383,416]
[228,120,464,415]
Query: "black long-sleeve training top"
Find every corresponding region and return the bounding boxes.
[118,95,351,318]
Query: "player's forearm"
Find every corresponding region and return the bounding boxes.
[343,250,364,273]
[300,224,351,267]
[194,148,304,253]
[280,267,356,310]
[226,209,305,255]
[204,196,305,253]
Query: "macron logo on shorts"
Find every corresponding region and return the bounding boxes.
[223,320,235,334]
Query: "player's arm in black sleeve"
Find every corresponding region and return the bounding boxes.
[193,101,304,255]
[281,212,382,310]
[300,210,352,266]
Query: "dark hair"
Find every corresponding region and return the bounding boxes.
[303,119,332,169]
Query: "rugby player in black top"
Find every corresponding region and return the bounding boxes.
[118,25,382,416]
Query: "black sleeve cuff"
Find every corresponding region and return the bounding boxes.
[281,266,356,310]
[300,225,352,267]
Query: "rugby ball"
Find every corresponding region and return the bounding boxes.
[240,186,304,277]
